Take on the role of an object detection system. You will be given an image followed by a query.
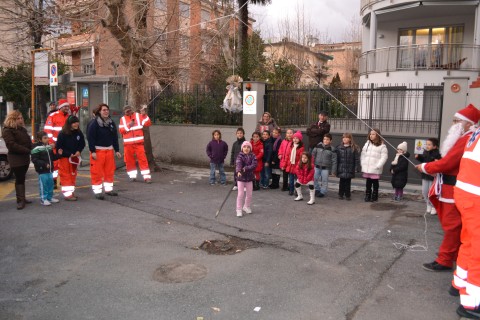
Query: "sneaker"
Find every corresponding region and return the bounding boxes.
[65,195,78,201]
[236,209,243,217]
[430,207,437,215]
[145,179,152,184]
[49,198,60,203]
[243,207,252,214]
[232,186,238,191]
[41,199,51,206]
[456,305,480,319]
[422,261,452,272]
[105,191,118,196]
[95,194,105,200]
[449,285,460,297]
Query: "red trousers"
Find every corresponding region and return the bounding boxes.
[433,200,462,268]
[90,149,115,194]
[124,144,150,180]
[453,188,480,309]
[58,158,77,197]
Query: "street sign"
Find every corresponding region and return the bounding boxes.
[49,63,58,87]
[243,91,257,114]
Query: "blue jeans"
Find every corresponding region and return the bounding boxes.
[209,163,226,184]
[38,172,54,201]
[288,173,297,193]
[260,165,271,187]
[314,168,329,195]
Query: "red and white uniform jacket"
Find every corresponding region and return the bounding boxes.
[119,112,151,145]
[421,131,473,203]
[44,111,69,144]
[456,127,480,196]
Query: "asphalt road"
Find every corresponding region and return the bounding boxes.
[0,164,463,320]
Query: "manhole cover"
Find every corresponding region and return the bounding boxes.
[198,236,260,255]
[153,261,207,283]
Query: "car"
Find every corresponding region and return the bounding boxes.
[0,137,13,181]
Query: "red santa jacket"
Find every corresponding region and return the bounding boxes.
[421,131,472,203]
[285,144,304,174]
[296,162,314,184]
[250,139,264,173]
[44,111,69,144]
[119,112,151,145]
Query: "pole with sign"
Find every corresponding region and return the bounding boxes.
[49,63,58,87]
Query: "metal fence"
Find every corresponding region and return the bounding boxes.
[265,84,443,137]
[147,86,241,126]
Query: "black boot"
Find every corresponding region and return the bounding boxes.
[364,190,371,202]
[253,180,260,191]
[15,184,26,210]
[371,190,379,202]
[281,172,288,191]
[269,174,280,189]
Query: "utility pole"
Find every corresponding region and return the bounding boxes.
[31,47,51,139]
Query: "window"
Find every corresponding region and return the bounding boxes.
[81,49,94,74]
[397,25,464,69]
[179,2,190,18]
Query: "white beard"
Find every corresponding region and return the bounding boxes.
[440,123,464,156]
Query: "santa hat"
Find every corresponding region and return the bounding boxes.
[454,104,480,124]
[293,130,303,141]
[57,99,70,109]
[397,141,408,152]
[241,141,252,150]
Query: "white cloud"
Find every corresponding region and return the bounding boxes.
[249,0,360,42]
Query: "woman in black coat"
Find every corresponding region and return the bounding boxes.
[2,110,33,209]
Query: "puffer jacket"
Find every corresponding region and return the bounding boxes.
[336,144,360,179]
[230,137,246,166]
[31,142,55,174]
[271,136,283,169]
[296,162,314,184]
[311,142,337,175]
[285,143,304,174]
[278,139,292,170]
[235,152,258,182]
[251,139,264,173]
[262,137,273,165]
[1,126,32,167]
[390,152,410,188]
[361,141,388,175]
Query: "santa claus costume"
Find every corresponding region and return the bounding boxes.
[419,104,480,272]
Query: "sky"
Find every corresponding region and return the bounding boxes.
[249,0,360,43]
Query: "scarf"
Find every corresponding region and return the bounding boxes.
[290,143,299,165]
[273,137,281,151]
[391,152,403,165]
[96,116,113,129]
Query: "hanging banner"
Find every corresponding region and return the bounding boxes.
[243,91,257,115]
[34,51,49,86]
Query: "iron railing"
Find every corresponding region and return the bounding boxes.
[359,44,480,75]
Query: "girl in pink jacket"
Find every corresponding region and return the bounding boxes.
[278,129,293,192]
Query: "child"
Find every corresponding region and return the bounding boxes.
[260,130,273,189]
[269,128,283,189]
[294,152,315,205]
[311,133,337,198]
[206,129,228,185]
[415,138,441,214]
[361,128,388,202]
[250,131,264,191]
[336,133,360,200]
[31,131,59,206]
[278,128,293,191]
[230,127,246,191]
[390,141,410,201]
[285,131,304,195]
[235,141,258,217]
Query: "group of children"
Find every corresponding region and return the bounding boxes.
[207,127,442,218]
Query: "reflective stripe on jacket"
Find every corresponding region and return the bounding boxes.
[119,112,151,145]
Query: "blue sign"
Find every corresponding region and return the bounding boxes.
[82,88,89,98]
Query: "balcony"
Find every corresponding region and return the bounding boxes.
[360,0,384,13]
[359,43,480,76]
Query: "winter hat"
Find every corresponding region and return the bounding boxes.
[397,141,408,152]
[454,104,480,124]
[241,141,252,150]
[57,99,70,109]
[292,130,303,141]
[123,105,134,112]
[67,115,79,124]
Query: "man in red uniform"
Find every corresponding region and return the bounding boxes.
[119,105,152,183]
[416,104,480,272]
[43,99,70,188]
[453,122,480,319]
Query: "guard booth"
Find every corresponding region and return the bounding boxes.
[58,73,127,166]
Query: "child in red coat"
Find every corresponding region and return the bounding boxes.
[250,131,264,191]
[294,152,315,205]
[286,130,304,195]
[278,128,293,191]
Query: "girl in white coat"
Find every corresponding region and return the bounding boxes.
[361,129,388,202]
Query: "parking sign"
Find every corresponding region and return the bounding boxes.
[49,63,58,87]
